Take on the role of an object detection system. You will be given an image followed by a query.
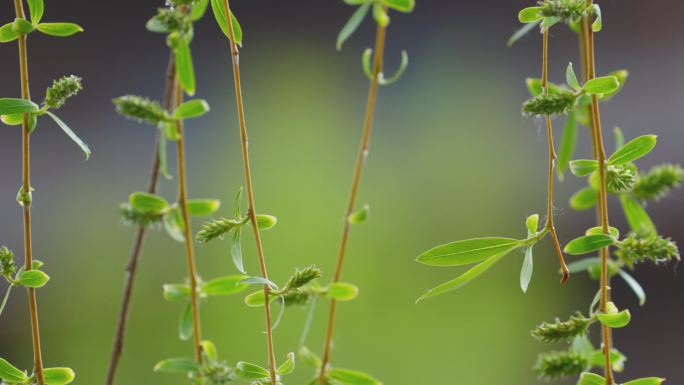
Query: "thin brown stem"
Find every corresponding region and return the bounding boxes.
[105,54,176,385]
[174,81,204,370]
[221,1,277,383]
[317,14,388,385]
[583,1,614,383]
[13,1,44,384]
[541,28,569,284]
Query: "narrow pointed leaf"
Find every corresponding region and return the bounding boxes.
[0,22,19,42]
[608,135,657,165]
[46,111,91,159]
[520,246,534,293]
[277,352,296,375]
[619,195,656,236]
[416,237,521,266]
[583,76,619,95]
[557,112,578,180]
[569,159,598,177]
[564,234,616,255]
[235,361,270,380]
[337,3,371,50]
[0,358,28,382]
[36,23,83,37]
[328,368,382,385]
[178,302,193,341]
[566,62,581,91]
[175,38,196,96]
[417,254,506,302]
[579,372,606,385]
[210,0,243,46]
[507,20,540,47]
[154,358,199,373]
[618,269,646,306]
[201,275,249,296]
[27,0,44,24]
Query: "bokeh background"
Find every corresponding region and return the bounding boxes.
[0,0,682,384]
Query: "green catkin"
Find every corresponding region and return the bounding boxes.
[113,95,167,125]
[522,92,577,116]
[283,266,322,290]
[539,0,588,23]
[616,234,680,266]
[44,75,82,109]
[605,164,636,194]
[119,203,165,227]
[535,350,588,380]
[195,218,242,243]
[150,8,189,33]
[0,247,15,278]
[632,164,684,201]
[531,312,593,344]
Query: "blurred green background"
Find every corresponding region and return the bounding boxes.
[0,1,682,384]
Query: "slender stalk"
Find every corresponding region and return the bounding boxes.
[582,1,614,383]
[13,1,44,384]
[540,28,569,284]
[174,81,204,369]
[316,13,387,385]
[221,2,278,382]
[105,54,177,385]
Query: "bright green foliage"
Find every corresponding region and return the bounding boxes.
[632,164,684,201]
[535,350,587,380]
[44,75,82,109]
[299,346,381,385]
[532,313,594,343]
[605,164,637,194]
[616,234,680,266]
[0,247,16,278]
[522,91,577,116]
[113,95,167,125]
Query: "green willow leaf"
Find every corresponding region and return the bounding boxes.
[372,2,389,27]
[231,226,245,273]
[566,62,581,91]
[0,23,18,43]
[570,187,597,211]
[16,270,50,288]
[189,0,210,21]
[348,204,369,224]
[566,257,601,274]
[518,7,542,23]
[362,48,373,80]
[327,282,359,301]
[154,358,199,373]
[590,4,602,32]
[416,237,521,267]
[623,378,666,385]
[13,19,35,35]
[526,214,539,236]
[164,207,186,242]
[298,346,321,368]
[557,112,578,180]
[337,3,371,50]
[417,253,506,302]
[0,357,28,383]
[276,352,295,375]
[254,214,277,230]
[569,159,598,177]
[210,0,243,46]
[0,98,39,115]
[588,348,626,372]
[201,340,218,362]
[235,361,269,380]
[379,50,409,85]
[186,199,220,217]
[579,372,606,385]
[617,269,646,306]
[596,308,631,328]
[583,76,619,95]
[382,0,415,13]
[36,22,84,37]
[200,275,249,296]
[43,367,75,385]
[619,195,656,235]
[46,111,91,159]
[608,135,657,165]
[585,226,620,239]
[563,234,616,255]
[129,192,169,214]
[163,283,190,302]
[520,245,534,293]
[507,20,540,47]
[178,302,193,341]
[172,99,210,120]
[328,368,382,385]
[175,38,196,96]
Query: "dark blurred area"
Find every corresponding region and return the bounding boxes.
[0,1,682,384]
